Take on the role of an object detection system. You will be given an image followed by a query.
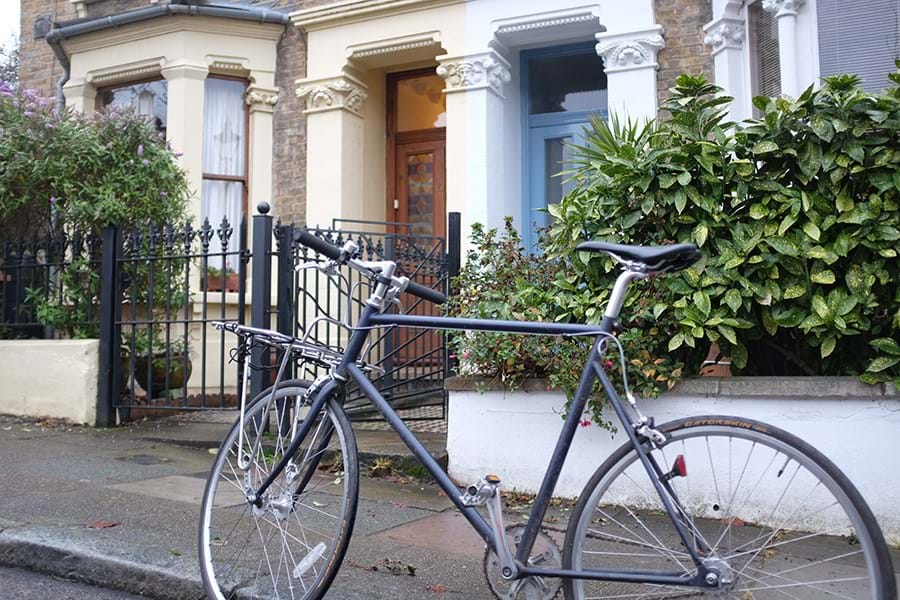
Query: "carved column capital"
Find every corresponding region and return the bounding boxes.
[436,50,511,98]
[296,74,368,116]
[595,26,665,73]
[245,85,279,113]
[703,17,745,55]
[762,0,806,17]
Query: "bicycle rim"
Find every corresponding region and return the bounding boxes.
[564,416,895,599]
[199,384,358,600]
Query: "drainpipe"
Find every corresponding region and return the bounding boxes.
[43,0,290,112]
[44,28,70,114]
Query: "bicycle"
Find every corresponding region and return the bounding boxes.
[198,232,897,599]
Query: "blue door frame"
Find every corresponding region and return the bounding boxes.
[521,43,608,250]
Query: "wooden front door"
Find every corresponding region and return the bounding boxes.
[387,70,447,373]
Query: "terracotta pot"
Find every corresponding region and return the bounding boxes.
[132,353,193,397]
[205,272,240,292]
[700,342,732,377]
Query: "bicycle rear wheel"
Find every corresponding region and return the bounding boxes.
[199,380,358,600]
[563,415,896,599]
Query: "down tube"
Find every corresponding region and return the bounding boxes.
[345,363,496,546]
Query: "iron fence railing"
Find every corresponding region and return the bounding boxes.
[114,217,249,414]
[0,229,101,340]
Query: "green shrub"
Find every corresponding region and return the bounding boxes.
[0,87,191,338]
[0,87,190,236]
[449,220,683,426]
[545,70,899,388]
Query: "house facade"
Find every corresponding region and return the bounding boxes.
[17,0,898,253]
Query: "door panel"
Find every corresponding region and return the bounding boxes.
[396,141,446,239]
[526,123,585,250]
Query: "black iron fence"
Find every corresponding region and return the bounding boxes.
[0,230,101,340]
[113,218,248,417]
[1,207,459,426]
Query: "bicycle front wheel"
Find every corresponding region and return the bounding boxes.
[563,415,896,599]
[199,380,358,600]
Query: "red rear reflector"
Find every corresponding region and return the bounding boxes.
[674,455,687,477]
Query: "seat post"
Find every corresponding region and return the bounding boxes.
[604,270,647,320]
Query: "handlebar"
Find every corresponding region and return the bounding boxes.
[297,230,448,306]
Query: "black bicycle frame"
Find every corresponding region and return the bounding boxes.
[253,303,713,588]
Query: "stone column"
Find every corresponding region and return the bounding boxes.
[704,16,747,120]
[296,73,368,228]
[62,79,96,114]
[161,62,209,224]
[245,85,279,217]
[595,26,665,122]
[437,49,510,252]
[763,0,805,97]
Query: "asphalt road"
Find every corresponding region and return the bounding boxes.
[0,566,150,599]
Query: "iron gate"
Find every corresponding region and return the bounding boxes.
[273,215,460,421]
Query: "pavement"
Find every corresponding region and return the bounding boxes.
[1,411,899,599]
[0,412,530,599]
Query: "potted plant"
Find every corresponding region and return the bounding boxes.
[121,326,192,398]
[205,262,239,293]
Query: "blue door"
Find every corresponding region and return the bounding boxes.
[522,43,608,250]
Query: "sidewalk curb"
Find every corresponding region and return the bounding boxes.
[0,531,205,600]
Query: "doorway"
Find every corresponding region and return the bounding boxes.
[386,69,447,373]
[387,68,446,238]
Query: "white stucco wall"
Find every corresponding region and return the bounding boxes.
[0,340,99,425]
[447,378,900,541]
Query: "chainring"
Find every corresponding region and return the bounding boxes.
[483,525,563,600]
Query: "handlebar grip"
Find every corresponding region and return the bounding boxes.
[297,230,343,261]
[405,280,447,305]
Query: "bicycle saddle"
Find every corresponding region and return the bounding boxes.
[576,241,701,274]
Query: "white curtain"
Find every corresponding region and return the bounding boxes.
[201,78,246,269]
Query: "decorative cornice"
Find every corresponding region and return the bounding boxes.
[207,55,251,76]
[595,26,665,73]
[436,51,511,98]
[245,85,279,113]
[762,0,806,17]
[703,17,745,55]
[347,32,441,61]
[495,8,598,35]
[296,74,368,116]
[85,57,166,86]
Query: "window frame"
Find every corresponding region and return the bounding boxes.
[201,74,251,236]
[520,42,608,250]
[95,76,169,134]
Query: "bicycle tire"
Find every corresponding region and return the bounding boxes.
[199,380,359,600]
[562,415,896,599]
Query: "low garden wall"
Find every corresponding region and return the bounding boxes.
[446,376,900,541]
[0,339,99,425]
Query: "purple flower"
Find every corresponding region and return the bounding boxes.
[23,111,34,117]
[137,144,144,157]
[174,152,184,158]
[50,196,57,205]
[159,191,168,197]
[142,159,150,166]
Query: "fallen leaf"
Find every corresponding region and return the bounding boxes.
[391,502,406,509]
[312,501,326,508]
[721,517,745,527]
[87,521,121,529]
[426,583,448,593]
[169,549,182,556]
[208,448,218,455]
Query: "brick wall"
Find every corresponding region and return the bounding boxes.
[655,0,713,108]
[18,0,76,97]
